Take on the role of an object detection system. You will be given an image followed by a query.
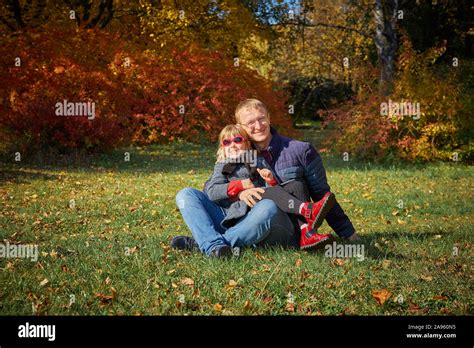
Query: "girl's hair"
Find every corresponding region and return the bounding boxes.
[234,98,270,124]
[216,124,251,162]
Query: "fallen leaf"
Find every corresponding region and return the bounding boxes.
[6,261,14,269]
[285,303,295,312]
[372,289,392,305]
[213,303,223,312]
[225,279,238,290]
[439,307,452,314]
[181,277,194,287]
[262,296,273,304]
[382,260,391,269]
[129,206,138,212]
[433,295,448,301]
[420,275,433,282]
[39,278,49,287]
[192,288,200,298]
[243,300,252,310]
[397,218,406,225]
[332,258,345,266]
[295,258,303,267]
[408,301,428,314]
[95,288,117,304]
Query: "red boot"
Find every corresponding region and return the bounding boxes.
[300,192,336,231]
[300,225,334,250]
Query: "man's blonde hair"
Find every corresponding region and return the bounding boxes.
[216,124,251,162]
[235,98,270,124]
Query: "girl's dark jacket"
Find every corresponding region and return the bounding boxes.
[206,156,274,229]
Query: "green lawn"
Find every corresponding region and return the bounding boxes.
[0,131,473,315]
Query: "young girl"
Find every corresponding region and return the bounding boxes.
[206,124,336,250]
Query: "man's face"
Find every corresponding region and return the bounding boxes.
[238,108,271,145]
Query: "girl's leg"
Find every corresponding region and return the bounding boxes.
[261,180,310,227]
[280,181,310,231]
[281,180,310,202]
[278,181,335,250]
[261,183,305,215]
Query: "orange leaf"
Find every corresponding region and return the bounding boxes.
[433,295,448,301]
[372,289,392,305]
[332,258,345,266]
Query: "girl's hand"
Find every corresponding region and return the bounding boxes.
[257,168,274,183]
[241,178,255,189]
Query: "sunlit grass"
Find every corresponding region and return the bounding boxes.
[0,136,472,315]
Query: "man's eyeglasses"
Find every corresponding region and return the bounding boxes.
[240,116,268,129]
[222,135,246,147]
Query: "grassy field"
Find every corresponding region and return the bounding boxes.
[0,130,473,315]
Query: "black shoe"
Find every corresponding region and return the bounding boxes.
[209,245,232,258]
[170,236,199,251]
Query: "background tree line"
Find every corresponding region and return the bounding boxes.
[0,0,472,161]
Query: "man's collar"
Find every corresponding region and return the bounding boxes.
[267,127,281,155]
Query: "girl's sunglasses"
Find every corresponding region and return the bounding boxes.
[222,135,246,147]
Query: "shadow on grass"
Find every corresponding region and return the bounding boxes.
[276,229,451,261]
[0,169,58,186]
[1,135,465,189]
[0,142,217,176]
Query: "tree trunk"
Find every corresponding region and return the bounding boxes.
[374,0,398,96]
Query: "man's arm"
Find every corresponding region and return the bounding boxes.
[302,144,356,238]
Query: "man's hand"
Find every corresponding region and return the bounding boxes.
[257,168,274,183]
[238,187,265,207]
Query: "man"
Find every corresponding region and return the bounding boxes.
[172,98,359,258]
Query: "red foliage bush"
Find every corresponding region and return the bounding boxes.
[0,28,134,153]
[0,26,295,154]
[111,44,296,144]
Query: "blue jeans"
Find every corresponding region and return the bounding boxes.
[176,187,297,255]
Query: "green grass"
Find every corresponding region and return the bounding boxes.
[0,132,473,315]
